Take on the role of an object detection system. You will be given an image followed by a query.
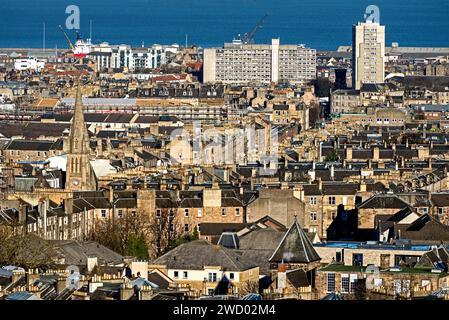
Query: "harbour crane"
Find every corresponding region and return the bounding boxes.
[237,14,269,44]
[58,25,88,59]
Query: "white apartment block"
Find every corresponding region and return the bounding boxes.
[91,43,178,71]
[352,21,385,90]
[14,58,46,72]
[203,39,316,84]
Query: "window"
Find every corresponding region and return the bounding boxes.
[118,209,123,219]
[327,273,336,292]
[421,207,428,214]
[184,224,189,232]
[374,278,383,288]
[438,207,444,216]
[169,209,175,217]
[310,196,317,205]
[352,254,363,266]
[101,210,107,218]
[221,208,226,216]
[310,212,317,221]
[208,272,217,282]
[336,252,342,263]
[184,209,189,217]
[235,208,240,216]
[183,271,188,279]
[156,209,161,218]
[328,196,336,205]
[341,274,350,293]
[229,273,235,280]
[174,271,179,279]
[198,208,203,217]
[350,274,358,292]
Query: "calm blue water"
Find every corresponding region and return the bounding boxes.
[0,0,448,50]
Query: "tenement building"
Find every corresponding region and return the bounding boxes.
[203,39,316,84]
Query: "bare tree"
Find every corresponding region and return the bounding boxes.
[241,280,259,295]
[0,233,57,269]
[89,212,151,258]
[147,210,183,259]
[88,210,182,259]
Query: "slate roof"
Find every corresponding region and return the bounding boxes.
[72,197,111,212]
[200,223,248,236]
[5,292,41,300]
[286,268,310,288]
[387,207,416,222]
[396,214,449,242]
[217,233,240,249]
[273,104,289,111]
[302,183,359,196]
[0,122,70,139]
[152,240,256,271]
[147,271,171,290]
[54,241,124,266]
[269,218,321,264]
[134,116,158,124]
[431,193,449,207]
[358,194,411,210]
[416,246,449,270]
[5,140,57,151]
[239,229,285,251]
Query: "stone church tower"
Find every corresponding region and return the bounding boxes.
[65,79,97,191]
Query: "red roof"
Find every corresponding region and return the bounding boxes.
[186,62,203,71]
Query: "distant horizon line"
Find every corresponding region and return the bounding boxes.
[2,43,449,52]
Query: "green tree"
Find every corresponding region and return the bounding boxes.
[325,149,338,162]
[125,233,149,260]
[191,228,199,240]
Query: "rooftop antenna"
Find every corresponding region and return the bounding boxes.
[89,20,93,41]
[43,23,46,52]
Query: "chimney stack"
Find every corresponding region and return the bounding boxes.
[373,146,380,161]
[317,177,323,191]
[346,146,353,161]
[96,138,103,158]
[359,180,367,193]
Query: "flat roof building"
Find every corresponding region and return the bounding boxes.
[352,21,385,90]
[203,39,316,85]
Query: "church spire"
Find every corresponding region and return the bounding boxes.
[69,77,90,154]
[65,77,96,191]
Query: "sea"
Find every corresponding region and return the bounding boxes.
[0,0,448,50]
